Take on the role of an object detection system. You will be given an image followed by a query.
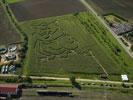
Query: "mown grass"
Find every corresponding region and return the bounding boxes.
[20,12,133,81]
[6,0,24,4]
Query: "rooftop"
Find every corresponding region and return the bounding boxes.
[121,75,128,81]
[0,84,18,94]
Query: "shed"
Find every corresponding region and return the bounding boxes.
[121,75,129,82]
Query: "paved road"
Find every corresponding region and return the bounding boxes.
[1,74,133,85]
[79,0,133,58]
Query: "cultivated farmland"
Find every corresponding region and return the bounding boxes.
[20,12,133,80]
[0,6,20,45]
[9,0,87,21]
[86,0,133,21]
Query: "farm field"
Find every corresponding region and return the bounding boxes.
[0,6,20,45]
[86,0,133,21]
[9,0,87,21]
[20,12,133,80]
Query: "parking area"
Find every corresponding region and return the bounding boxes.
[0,44,21,74]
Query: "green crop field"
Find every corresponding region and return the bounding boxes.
[6,0,24,4]
[20,12,133,80]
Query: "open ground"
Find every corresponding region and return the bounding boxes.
[0,6,20,45]
[86,0,133,21]
[9,0,87,21]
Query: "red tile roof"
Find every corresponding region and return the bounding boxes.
[0,84,18,94]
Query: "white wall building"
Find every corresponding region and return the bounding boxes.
[121,75,129,82]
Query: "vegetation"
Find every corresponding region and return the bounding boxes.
[75,12,133,80]
[6,0,24,4]
[20,11,133,81]
[1,0,133,82]
[0,0,28,74]
[123,32,133,44]
[131,45,133,52]
[0,75,32,83]
[104,13,128,22]
[69,75,81,90]
[69,76,76,84]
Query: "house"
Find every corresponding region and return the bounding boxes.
[0,84,22,98]
[121,75,129,82]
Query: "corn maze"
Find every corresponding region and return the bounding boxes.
[33,20,78,62]
[20,12,133,79]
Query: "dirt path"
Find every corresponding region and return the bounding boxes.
[1,74,133,85]
[79,0,133,58]
[89,51,109,76]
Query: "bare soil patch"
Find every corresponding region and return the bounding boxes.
[0,7,20,45]
[10,0,87,21]
[86,0,133,21]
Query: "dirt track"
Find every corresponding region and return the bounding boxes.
[10,0,87,21]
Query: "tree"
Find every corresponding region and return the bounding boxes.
[24,76,32,83]
[69,76,81,90]
[69,76,76,84]
[17,75,23,83]
[130,45,133,52]
[122,83,129,88]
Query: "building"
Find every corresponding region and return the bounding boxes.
[121,75,129,82]
[8,45,17,52]
[0,84,22,99]
[1,65,5,74]
[0,48,7,54]
[5,54,16,61]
